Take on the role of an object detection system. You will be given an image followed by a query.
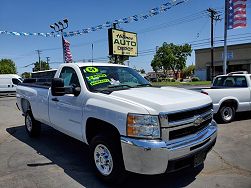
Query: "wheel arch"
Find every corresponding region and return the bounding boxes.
[85,117,121,145]
[219,99,238,111]
[21,98,32,115]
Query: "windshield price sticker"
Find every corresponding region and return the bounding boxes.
[87,73,107,81]
[90,79,110,86]
[85,67,99,73]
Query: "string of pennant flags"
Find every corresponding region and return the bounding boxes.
[0,0,187,38]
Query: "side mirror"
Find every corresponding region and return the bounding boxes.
[73,86,81,96]
[51,78,65,96]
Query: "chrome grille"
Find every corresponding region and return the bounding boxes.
[160,103,213,141]
[169,118,212,140]
[168,103,213,123]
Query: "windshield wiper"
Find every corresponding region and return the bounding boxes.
[92,88,113,94]
[136,83,152,87]
[92,85,132,94]
[108,84,133,88]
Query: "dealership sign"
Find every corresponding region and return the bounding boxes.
[108,29,138,56]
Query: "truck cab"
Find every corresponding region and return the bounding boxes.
[202,71,251,123]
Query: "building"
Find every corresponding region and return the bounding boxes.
[195,43,251,80]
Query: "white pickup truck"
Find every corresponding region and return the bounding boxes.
[16,63,217,183]
[201,72,251,123]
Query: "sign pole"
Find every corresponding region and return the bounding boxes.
[113,23,118,64]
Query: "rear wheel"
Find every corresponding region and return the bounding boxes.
[25,110,41,137]
[89,134,127,184]
[218,105,236,123]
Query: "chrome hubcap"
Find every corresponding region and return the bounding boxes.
[26,115,32,132]
[222,107,233,121]
[94,144,113,176]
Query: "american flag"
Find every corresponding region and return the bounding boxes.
[63,38,73,63]
[227,0,247,29]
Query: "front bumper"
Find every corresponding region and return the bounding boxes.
[120,120,217,175]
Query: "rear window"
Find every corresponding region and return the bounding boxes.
[213,76,247,88]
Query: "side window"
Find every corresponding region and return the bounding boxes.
[213,77,224,87]
[223,77,235,87]
[59,67,80,87]
[12,78,21,85]
[234,76,247,87]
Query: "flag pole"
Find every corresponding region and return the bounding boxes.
[223,0,228,75]
[62,35,66,63]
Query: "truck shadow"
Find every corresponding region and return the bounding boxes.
[6,125,203,188]
[214,111,251,124]
[235,111,251,121]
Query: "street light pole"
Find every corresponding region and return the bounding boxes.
[50,19,68,63]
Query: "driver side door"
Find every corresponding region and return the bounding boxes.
[49,66,83,140]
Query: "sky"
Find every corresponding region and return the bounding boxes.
[0,0,250,74]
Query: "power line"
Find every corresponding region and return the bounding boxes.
[19,36,251,69]
[16,9,215,55]
[137,10,208,34]
[12,8,223,59]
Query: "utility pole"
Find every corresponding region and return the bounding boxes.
[35,50,42,71]
[207,8,221,82]
[46,57,50,69]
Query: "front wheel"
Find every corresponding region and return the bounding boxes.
[89,134,127,184]
[218,105,236,123]
[25,110,41,137]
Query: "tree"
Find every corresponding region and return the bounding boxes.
[0,59,17,74]
[21,72,31,78]
[108,55,129,65]
[182,65,195,79]
[151,43,192,79]
[133,67,146,74]
[139,69,145,74]
[33,60,50,72]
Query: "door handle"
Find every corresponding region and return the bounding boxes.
[52,98,59,102]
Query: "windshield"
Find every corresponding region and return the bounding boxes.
[81,66,151,92]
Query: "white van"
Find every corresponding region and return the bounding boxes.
[0,74,23,92]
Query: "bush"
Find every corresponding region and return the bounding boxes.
[191,77,200,82]
[165,78,174,82]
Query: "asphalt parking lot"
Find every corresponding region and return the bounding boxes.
[0,96,251,188]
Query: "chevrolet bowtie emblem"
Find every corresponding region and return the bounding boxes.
[194,115,203,127]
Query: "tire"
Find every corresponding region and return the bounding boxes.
[25,110,41,137]
[217,105,236,123]
[89,134,127,184]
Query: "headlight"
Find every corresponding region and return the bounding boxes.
[127,113,160,139]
